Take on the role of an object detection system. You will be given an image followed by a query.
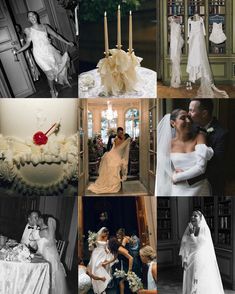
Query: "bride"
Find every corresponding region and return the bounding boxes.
[88,132,131,194]
[157,109,214,196]
[30,215,68,294]
[180,211,224,294]
[87,227,114,294]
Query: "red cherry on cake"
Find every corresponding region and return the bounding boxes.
[33,123,58,146]
[33,131,48,145]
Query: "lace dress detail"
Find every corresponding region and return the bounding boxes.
[209,23,227,44]
[27,26,70,84]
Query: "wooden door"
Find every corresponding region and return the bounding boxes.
[0,0,35,97]
[136,197,150,246]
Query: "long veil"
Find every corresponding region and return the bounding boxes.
[156,114,173,196]
[179,213,225,293]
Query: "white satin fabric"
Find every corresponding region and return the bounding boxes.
[88,240,112,294]
[209,23,227,44]
[179,215,225,294]
[171,144,213,196]
[0,259,50,294]
[32,218,67,294]
[187,17,229,98]
[79,67,157,98]
[88,138,131,194]
[169,18,184,88]
[28,26,70,84]
[79,265,92,294]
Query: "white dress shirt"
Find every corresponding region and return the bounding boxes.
[21,223,38,249]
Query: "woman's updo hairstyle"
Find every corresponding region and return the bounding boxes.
[140,245,156,260]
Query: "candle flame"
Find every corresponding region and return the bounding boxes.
[130,11,132,15]
[104,11,107,16]
[118,5,120,9]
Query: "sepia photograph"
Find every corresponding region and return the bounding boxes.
[78,98,157,196]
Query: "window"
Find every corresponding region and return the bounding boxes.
[125,109,140,138]
[88,111,93,138]
[101,108,117,144]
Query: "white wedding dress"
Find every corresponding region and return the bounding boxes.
[187,17,228,98]
[88,138,131,194]
[32,220,67,294]
[169,17,184,88]
[88,241,113,294]
[180,215,225,294]
[171,144,213,196]
[79,265,92,294]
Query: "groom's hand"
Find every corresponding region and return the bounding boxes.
[101,277,106,282]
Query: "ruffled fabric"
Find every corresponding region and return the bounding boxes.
[97,49,142,96]
[209,23,227,44]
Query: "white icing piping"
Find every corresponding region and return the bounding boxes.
[0,134,78,195]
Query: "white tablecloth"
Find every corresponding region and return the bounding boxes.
[79,67,157,98]
[0,258,50,294]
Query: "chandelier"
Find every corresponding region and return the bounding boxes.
[105,101,117,122]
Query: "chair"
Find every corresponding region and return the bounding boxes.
[56,240,65,259]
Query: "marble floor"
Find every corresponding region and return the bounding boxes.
[85,180,149,196]
[158,267,235,294]
[157,81,235,98]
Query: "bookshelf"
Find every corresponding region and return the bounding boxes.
[160,0,235,84]
[157,198,172,241]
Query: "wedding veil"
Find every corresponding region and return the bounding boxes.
[156,114,173,196]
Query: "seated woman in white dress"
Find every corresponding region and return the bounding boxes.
[157,109,214,196]
[138,246,157,294]
[180,211,225,294]
[30,215,68,294]
[88,133,131,194]
[16,11,74,97]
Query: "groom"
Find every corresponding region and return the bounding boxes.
[107,127,124,151]
[188,99,228,196]
[21,210,41,252]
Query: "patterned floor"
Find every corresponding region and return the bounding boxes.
[158,267,235,294]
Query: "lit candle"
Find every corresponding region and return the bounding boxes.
[117,5,121,49]
[104,12,109,57]
[129,11,133,53]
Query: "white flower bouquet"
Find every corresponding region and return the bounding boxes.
[88,231,97,251]
[113,269,143,293]
[1,244,34,262]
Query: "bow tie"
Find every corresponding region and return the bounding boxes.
[28,226,39,230]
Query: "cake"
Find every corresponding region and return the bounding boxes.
[0,99,78,196]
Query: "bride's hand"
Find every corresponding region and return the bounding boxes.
[175,168,184,173]
[172,169,184,184]
[188,222,194,234]
[183,261,187,270]
[67,41,75,47]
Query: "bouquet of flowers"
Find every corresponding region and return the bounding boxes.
[126,271,143,292]
[113,269,143,293]
[88,231,97,251]
[0,244,34,262]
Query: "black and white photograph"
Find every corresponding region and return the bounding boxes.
[78,99,157,196]
[158,196,235,294]
[78,196,157,294]
[0,0,78,98]
[157,98,235,197]
[0,196,78,294]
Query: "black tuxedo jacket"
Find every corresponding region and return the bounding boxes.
[206,118,228,195]
[189,118,228,196]
[107,134,116,151]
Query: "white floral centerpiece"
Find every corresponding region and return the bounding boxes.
[0,244,34,262]
[88,231,97,251]
[113,269,143,293]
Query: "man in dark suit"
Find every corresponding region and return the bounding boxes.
[107,127,124,151]
[188,99,228,196]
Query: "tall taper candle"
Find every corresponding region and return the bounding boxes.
[104,12,109,56]
[129,11,133,53]
[117,5,121,49]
